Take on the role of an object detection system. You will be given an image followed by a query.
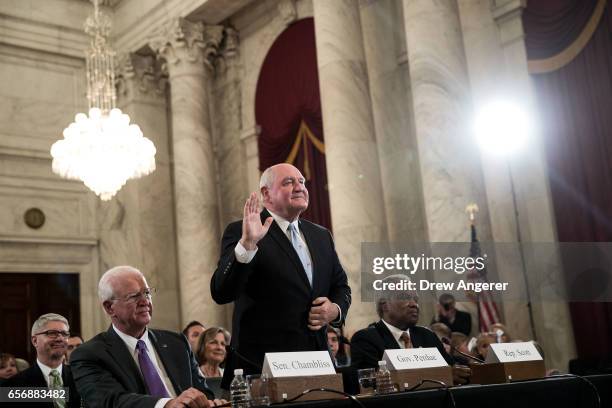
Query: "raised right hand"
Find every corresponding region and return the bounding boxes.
[240,192,273,250]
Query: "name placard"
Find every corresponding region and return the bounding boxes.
[382,348,449,370]
[486,342,543,363]
[262,351,336,378]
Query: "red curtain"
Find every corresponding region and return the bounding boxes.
[523,0,598,59]
[524,1,612,358]
[255,18,331,230]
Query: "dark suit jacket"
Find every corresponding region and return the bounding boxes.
[351,320,455,369]
[70,326,213,408]
[211,209,351,382]
[2,363,81,408]
[432,309,472,336]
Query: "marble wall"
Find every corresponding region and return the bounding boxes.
[0,3,105,338]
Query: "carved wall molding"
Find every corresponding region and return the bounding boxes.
[115,53,167,100]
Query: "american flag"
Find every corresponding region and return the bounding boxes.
[467,223,501,332]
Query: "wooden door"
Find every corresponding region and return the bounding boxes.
[0,273,80,364]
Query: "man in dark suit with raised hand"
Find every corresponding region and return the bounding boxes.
[3,313,81,408]
[351,275,471,384]
[211,163,351,386]
[71,266,222,408]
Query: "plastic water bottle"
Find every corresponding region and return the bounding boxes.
[375,360,395,394]
[230,369,251,408]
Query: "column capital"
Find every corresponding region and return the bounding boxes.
[491,0,527,45]
[221,26,240,60]
[116,53,167,103]
[277,0,298,27]
[216,26,240,74]
[149,18,224,76]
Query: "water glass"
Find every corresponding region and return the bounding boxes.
[357,368,376,395]
[247,373,271,406]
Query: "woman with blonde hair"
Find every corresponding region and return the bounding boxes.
[196,327,231,377]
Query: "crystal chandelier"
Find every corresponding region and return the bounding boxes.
[51,0,156,201]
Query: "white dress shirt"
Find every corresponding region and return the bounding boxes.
[36,360,63,387]
[112,325,176,408]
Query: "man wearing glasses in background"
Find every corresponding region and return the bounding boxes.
[71,266,224,408]
[3,313,82,407]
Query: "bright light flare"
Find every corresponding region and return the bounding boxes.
[474,101,532,156]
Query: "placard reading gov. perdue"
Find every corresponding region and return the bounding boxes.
[383,348,449,370]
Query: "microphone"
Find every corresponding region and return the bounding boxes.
[225,345,263,371]
[445,339,485,364]
[495,329,504,343]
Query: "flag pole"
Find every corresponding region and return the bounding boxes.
[507,164,538,341]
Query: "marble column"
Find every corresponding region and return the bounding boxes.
[110,53,181,331]
[149,19,225,328]
[488,0,575,369]
[214,27,244,326]
[401,0,491,330]
[359,0,427,247]
[313,0,388,334]
[402,0,491,243]
[358,0,432,323]
[215,27,247,228]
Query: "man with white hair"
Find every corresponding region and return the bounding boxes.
[3,313,82,407]
[71,266,221,408]
[211,163,351,387]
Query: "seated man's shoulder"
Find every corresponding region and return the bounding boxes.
[149,328,188,345]
[411,325,439,338]
[351,325,381,342]
[71,332,106,355]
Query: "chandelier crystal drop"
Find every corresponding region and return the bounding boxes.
[51,0,156,201]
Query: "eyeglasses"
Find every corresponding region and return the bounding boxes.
[111,288,156,304]
[34,330,71,339]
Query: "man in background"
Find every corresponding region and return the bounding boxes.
[431,293,472,336]
[182,321,206,354]
[64,334,83,365]
[3,313,81,407]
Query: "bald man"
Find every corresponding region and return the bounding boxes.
[211,164,351,387]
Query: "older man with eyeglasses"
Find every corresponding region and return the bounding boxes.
[3,313,82,407]
[70,265,224,408]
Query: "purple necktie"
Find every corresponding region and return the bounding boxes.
[136,339,170,398]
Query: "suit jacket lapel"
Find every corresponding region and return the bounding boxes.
[149,330,181,394]
[30,363,49,387]
[408,327,424,348]
[262,209,312,290]
[104,326,146,393]
[376,321,402,350]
